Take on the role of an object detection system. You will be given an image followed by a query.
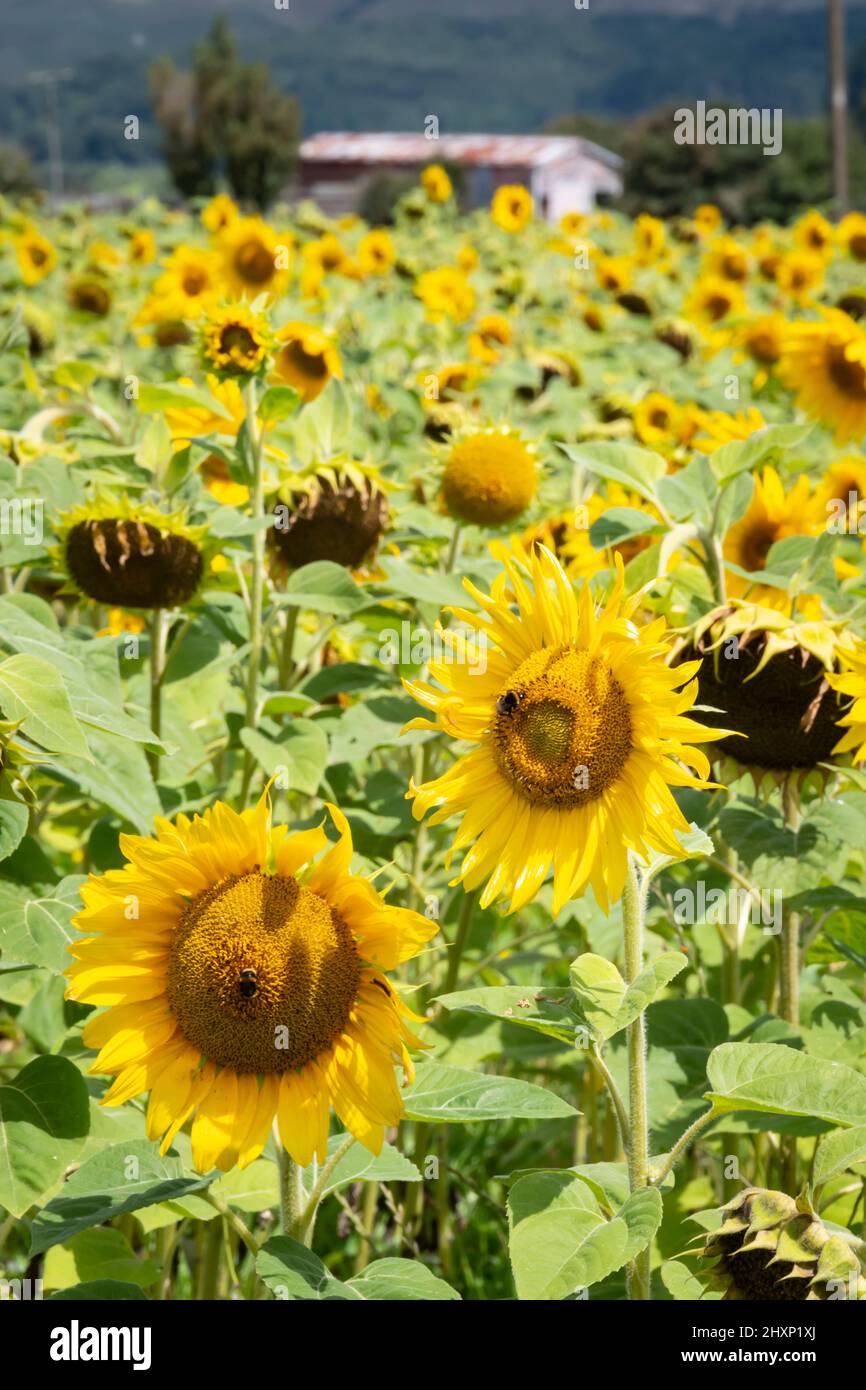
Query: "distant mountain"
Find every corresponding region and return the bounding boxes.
[3,0,866,178]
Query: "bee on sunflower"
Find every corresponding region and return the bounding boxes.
[66,792,436,1172]
[404,542,726,914]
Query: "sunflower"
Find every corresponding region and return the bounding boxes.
[420,164,453,203]
[164,374,254,506]
[440,429,537,526]
[684,274,746,329]
[693,204,723,237]
[491,185,533,234]
[128,229,157,266]
[728,313,786,388]
[722,465,822,605]
[65,793,435,1172]
[560,211,589,239]
[703,235,751,284]
[595,255,633,295]
[202,193,239,234]
[68,274,112,317]
[633,391,682,447]
[469,312,513,363]
[421,361,481,408]
[302,234,347,277]
[793,209,835,258]
[691,406,766,454]
[415,266,476,323]
[358,228,396,276]
[633,213,666,264]
[775,249,825,303]
[826,640,866,764]
[201,302,271,377]
[219,217,289,299]
[271,458,389,570]
[158,245,221,317]
[820,455,866,526]
[838,211,866,262]
[15,229,56,285]
[58,496,207,610]
[682,602,853,775]
[404,543,724,914]
[270,320,342,402]
[779,308,866,443]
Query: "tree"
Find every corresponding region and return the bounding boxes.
[149,16,301,210]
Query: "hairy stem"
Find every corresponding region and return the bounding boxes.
[623,858,651,1300]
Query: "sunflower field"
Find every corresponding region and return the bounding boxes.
[4,177,866,1312]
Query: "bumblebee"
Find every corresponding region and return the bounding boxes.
[238,967,259,999]
[496,689,525,716]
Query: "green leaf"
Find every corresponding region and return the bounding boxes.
[436,985,577,1043]
[508,1172,623,1299]
[813,1124,866,1189]
[709,423,815,484]
[0,1056,90,1218]
[402,1059,578,1123]
[258,385,301,423]
[0,800,28,863]
[29,1140,216,1254]
[0,654,90,758]
[282,562,368,615]
[303,1135,422,1197]
[561,441,668,507]
[589,507,661,549]
[257,1236,360,1300]
[241,719,328,796]
[48,1280,149,1301]
[705,1042,866,1127]
[44,1227,161,1291]
[570,951,687,1041]
[346,1258,460,1300]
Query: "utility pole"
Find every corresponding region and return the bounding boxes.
[27,68,73,204]
[828,0,850,216]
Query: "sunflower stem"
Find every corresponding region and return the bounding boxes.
[147,607,169,783]
[278,602,299,690]
[239,376,266,807]
[299,1132,357,1244]
[443,520,462,574]
[622,857,651,1300]
[277,1140,307,1243]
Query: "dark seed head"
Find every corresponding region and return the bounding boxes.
[270,477,388,571]
[65,518,203,610]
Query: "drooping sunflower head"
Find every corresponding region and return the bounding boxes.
[270,456,389,571]
[404,543,726,914]
[469,312,513,363]
[57,495,208,610]
[68,274,112,318]
[722,465,822,606]
[440,428,538,527]
[779,308,866,444]
[491,184,533,234]
[696,1188,866,1301]
[270,319,342,402]
[201,302,271,378]
[65,794,436,1173]
[654,317,698,361]
[680,601,854,778]
[219,216,289,298]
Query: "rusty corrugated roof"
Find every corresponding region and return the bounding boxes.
[299,132,620,171]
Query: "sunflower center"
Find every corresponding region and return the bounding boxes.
[492,645,632,807]
[235,239,275,284]
[828,342,866,400]
[167,870,361,1073]
[280,340,329,381]
[739,521,778,572]
[183,269,208,295]
[220,324,258,360]
[705,293,732,321]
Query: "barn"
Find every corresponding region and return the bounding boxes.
[298,132,623,221]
